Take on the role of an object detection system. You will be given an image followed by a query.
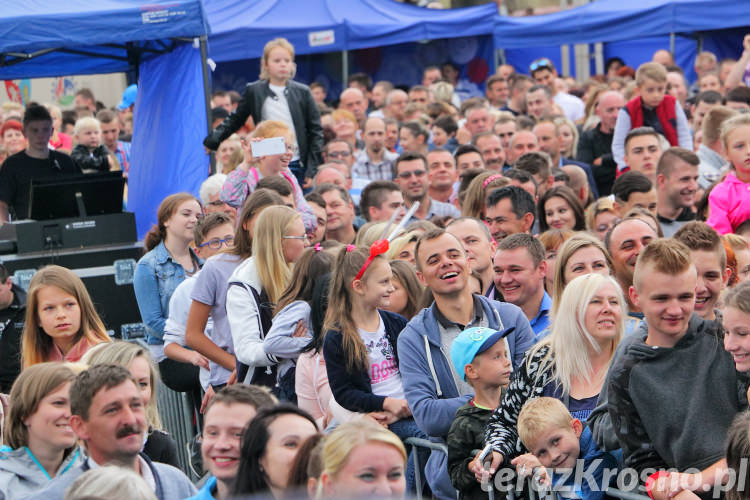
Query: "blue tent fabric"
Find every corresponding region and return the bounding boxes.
[0,0,209,239]
[205,0,497,62]
[494,0,750,49]
[128,43,209,238]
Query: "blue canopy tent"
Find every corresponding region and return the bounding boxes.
[493,0,750,79]
[205,0,498,62]
[0,0,211,238]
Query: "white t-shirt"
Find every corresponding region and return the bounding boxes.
[358,318,404,400]
[262,83,300,161]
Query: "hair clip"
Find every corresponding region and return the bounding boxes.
[314,243,323,252]
[354,239,389,282]
[482,174,503,189]
[346,244,356,253]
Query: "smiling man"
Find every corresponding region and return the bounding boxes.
[446,217,497,297]
[397,228,534,500]
[655,148,698,237]
[27,365,196,500]
[606,238,739,494]
[484,186,536,242]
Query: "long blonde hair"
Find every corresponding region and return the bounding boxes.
[81,341,162,430]
[22,266,110,368]
[531,273,625,396]
[252,205,300,304]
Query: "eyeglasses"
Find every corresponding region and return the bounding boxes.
[283,235,310,241]
[397,169,427,179]
[529,58,553,72]
[327,151,351,159]
[198,236,234,249]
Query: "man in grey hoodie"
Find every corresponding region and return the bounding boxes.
[397,228,534,500]
[605,239,742,498]
[25,365,196,500]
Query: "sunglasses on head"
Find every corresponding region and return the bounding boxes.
[530,59,554,72]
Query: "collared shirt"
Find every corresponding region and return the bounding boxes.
[113,140,131,174]
[405,197,461,226]
[657,207,695,238]
[434,294,484,331]
[352,149,398,181]
[530,291,552,339]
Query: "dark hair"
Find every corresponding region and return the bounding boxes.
[228,90,241,104]
[624,126,659,150]
[695,90,723,106]
[23,105,52,127]
[611,171,653,203]
[233,404,318,496]
[726,411,750,500]
[229,188,283,259]
[95,109,116,125]
[497,233,545,267]
[211,107,229,122]
[389,260,423,320]
[193,212,232,246]
[726,86,750,105]
[486,185,536,223]
[605,57,625,73]
[0,262,8,283]
[301,273,331,354]
[503,168,538,193]
[204,384,276,417]
[414,227,450,271]
[360,181,401,222]
[314,183,352,204]
[75,88,95,102]
[275,248,335,314]
[144,193,200,252]
[454,144,482,161]
[394,151,427,177]
[348,73,373,91]
[457,167,486,207]
[537,186,586,232]
[400,121,429,141]
[433,115,458,135]
[211,90,227,99]
[656,147,700,177]
[287,433,325,491]
[257,175,293,198]
[527,84,552,98]
[304,191,326,210]
[673,221,726,268]
[70,364,136,421]
[515,151,551,180]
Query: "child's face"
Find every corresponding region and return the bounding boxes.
[527,421,582,470]
[471,339,512,387]
[726,125,750,179]
[691,250,727,320]
[259,134,294,175]
[356,258,395,310]
[383,276,408,317]
[265,47,293,83]
[77,126,101,148]
[36,285,82,349]
[432,126,448,147]
[638,77,667,108]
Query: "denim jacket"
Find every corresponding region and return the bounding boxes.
[133,241,201,345]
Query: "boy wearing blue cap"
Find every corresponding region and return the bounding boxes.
[447,326,514,500]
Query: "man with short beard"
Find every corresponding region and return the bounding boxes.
[426,149,458,204]
[655,148,698,237]
[352,117,397,181]
[473,132,505,171]
[27,365,196,500]
[605,217,657,316]
[394,152,459,225]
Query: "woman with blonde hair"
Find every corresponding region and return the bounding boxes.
[554,116,579,159]
[551,233,613,312]
[227,205,308,385]
[22,266,110,367]
[585,197,619,241]
[485,274,625,464]
[81,341,178,467]
[461,171,509,219]
[320,418,407,499]
[0,363,82,499]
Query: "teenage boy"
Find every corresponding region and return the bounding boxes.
[398,228,534,500]
[607,239,741,496]
[28,365,197,500]
[188,385,276,500]
[612,62,692,172]
[0,105,80,222]
[611,171,658,218]
[620,127,664,181]
[493,234,550,339]
[359,180,405,223]
[515,397,617,500]
[673,222,730,322]
[447,326,515,500]
[654,148,698,237]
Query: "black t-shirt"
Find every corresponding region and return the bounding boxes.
[0,150,81,219]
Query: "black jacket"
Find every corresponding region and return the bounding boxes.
[323,310,407,413]
[577,124,616,196]
[0,284,26,393]
[203,79,323,177]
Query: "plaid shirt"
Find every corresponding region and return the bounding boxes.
[352,149,397,181]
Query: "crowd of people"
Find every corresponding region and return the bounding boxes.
[4,32,750,500]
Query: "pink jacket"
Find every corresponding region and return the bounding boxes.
[707,172,750,235]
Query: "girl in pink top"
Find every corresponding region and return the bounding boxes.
[707,115,750,234]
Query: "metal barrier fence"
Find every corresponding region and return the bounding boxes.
[156,382,200,481]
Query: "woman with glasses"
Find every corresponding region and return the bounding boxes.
[585,197,620,241]
[227,206,309,386]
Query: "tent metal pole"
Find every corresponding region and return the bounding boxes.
[669,32,675,57]
[199,35,215,175]
[342,50,349,87]
[594,42,604,76]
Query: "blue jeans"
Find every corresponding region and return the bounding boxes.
[389,418,430,495]
[287,160,309,194]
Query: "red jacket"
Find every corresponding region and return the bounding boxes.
[625,94,678,146]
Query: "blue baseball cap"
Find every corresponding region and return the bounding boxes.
[117,84,137,111]
[450,326,515,381]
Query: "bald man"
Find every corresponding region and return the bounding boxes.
[562,164,589,207]
[339,88,368,125]
[577,90,626,195]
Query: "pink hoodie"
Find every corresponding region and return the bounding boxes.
[707,172,750,234]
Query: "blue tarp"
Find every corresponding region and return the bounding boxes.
[205,0,498,62]
[494,0,750,50]
[0,0,211,238]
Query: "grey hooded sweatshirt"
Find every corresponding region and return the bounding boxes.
[0,446,82,500]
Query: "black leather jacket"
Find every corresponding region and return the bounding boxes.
[0,284,26,393]
[203,79,323,178]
